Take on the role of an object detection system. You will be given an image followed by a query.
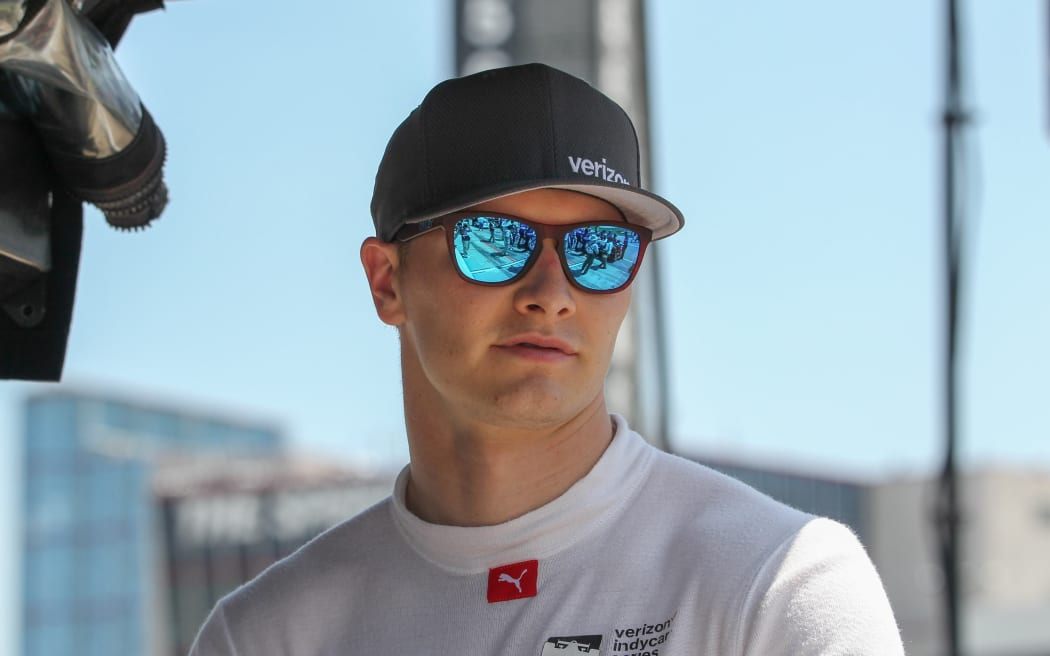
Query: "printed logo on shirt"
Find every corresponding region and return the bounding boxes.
[540,634,602,655]
[487,560,538,603]
[609,612,676,656]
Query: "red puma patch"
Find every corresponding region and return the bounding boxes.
[487,560,538,603]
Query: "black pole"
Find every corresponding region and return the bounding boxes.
[938,0,967,653]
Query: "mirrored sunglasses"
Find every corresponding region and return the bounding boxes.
[394,212,651,293]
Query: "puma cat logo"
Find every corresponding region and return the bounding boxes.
[498,568,528,593]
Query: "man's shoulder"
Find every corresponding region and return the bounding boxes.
[622,445,904,653]
[219,496,396,620]
[190,497,399,654]
[631,446,816,571]
[610,423,811,544]
[644,447,812,528]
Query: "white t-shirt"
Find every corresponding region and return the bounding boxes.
[191,415,904,655]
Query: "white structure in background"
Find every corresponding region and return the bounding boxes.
[868,469,1050,656]
[455,0,670,450]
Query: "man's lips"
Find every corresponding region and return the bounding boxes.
[494,334,577,358]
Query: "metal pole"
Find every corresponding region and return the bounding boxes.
[938,0,967,653]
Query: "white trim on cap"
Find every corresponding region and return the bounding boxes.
[399,179,685,242]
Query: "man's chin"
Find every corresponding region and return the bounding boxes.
[475,381,600,430]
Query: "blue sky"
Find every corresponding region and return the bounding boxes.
[2,1,1049,649]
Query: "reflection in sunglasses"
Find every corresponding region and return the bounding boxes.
[396,212,650,293]
[453,218,641,291]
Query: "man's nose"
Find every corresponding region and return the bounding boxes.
[512,240,576,317]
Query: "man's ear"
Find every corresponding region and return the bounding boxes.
[360,237,405,326]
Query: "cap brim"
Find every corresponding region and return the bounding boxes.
[401,179,684,241]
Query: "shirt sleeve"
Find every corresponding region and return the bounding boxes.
[188,600,239,656]
[740,517,906,656]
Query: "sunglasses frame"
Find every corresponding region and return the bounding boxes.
[394,211,652,294]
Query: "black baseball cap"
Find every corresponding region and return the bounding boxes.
[370,63,684,242]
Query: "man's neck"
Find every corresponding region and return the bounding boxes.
[402,400,615,527]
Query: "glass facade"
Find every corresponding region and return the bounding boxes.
[22,391,282,656]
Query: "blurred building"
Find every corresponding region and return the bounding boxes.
[21,390,283,656]
[20,389,394,656]
[20,388,1049,655]
[690,450,1050,656]
[868,469,1050,656]
[153,457,391,656]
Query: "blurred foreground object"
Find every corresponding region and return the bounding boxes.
[0,0,167,381]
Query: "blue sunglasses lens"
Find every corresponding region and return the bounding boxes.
[563,225,642,292]
[450,216,642,292]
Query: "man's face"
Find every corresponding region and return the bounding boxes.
[375,188,632,431]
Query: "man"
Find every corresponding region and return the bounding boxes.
[456,218,471,256]
[580,229,601,275]
[191,63,904,655]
